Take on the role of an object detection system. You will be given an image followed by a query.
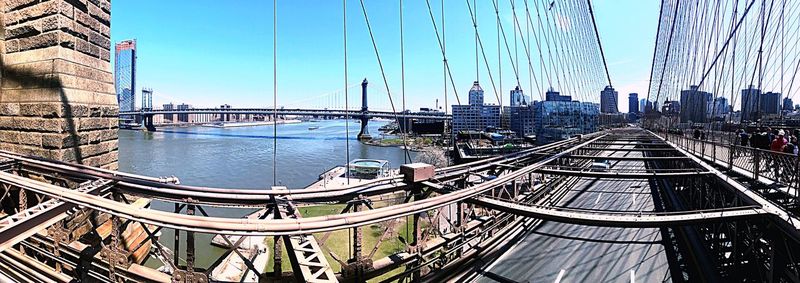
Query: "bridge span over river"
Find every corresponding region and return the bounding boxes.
[0,128,799,282]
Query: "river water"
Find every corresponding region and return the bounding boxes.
[117,119,414,270]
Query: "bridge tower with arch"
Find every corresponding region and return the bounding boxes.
[357,78,372,141]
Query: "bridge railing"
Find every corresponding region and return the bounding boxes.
[667,133,800,200]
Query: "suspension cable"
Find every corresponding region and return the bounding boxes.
[343,0,351,184]
[272,0,278,186]
[359,0,412,163]
[401,0,409,164]
[587,0,613,88]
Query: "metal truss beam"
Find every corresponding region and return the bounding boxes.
[567,155,689,161]
[534,168,712,178]
[0,179,113,252]
[470,197,766,227]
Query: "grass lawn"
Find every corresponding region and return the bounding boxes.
[263,204,425,282]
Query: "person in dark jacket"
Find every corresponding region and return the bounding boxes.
[739,130,749,147]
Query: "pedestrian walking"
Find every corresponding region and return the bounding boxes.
[739,130,749,147]
[784,136,799,156]
[771,130,788,152]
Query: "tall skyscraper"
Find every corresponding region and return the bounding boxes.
[600,86,619,113]
[628,93,639,113]
[679,85,712,123]
[639,99,647,113]
[468,81,484,106]
[712,97,729,117]
[741,85,760,122]
[784,97,795,111]
[761,92,782,115]
[115,40,136,119]
[509,86,530,106]
[452,82,501,133]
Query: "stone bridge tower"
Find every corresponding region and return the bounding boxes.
[1,0,118,169]
[357,78,372,141]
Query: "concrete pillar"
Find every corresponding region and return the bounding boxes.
[0,0,118,169]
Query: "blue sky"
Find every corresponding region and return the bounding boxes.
[111,0,658,113]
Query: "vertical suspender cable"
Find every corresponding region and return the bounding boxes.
[498,0,503,124]
[401,0,409,164]
[344,0,351,184]
[359,0,412,163]
[272,0,278,187]
[587,0,613,88]
[443,0,447,115]
[780,0,785,120]
[443,0,450,166]
[475,0,479,81]
[526,1,532,95]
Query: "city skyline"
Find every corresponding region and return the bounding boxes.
[110,0,658,112]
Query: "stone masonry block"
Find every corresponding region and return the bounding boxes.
[4,14,71,40]
[1,73,61,89]
[4,0,40,13]
[74,37,99,58]
[0,142,56,160]
[0,87,117,106]
[82,150,118,168]
[0,116,67,133]
[41,132,74,149]
[3,46,111,70]
[74,8,106,35]
[76,139,117,158]
[0,104,21,116]
[78,117,113,131]
[87,29,108,49]
[19,103,65,118]
[0,131,42,147]
[5,39,20,53]
[3,59,113,83]
[64,0,89,12]
[5,23,40,39]
[97,0,110,13]
[86,3,108,26]
[100,161,118,171]
[56,74,114,93]
[17,31,60,52]
[41,128,117,149]
[7,1,61,25]
[57,0,75,19]
[99,47,109,62]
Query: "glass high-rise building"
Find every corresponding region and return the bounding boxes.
[510,86,530,107]
[115,40,136,120]
[679,85,712,123]
[600,85,619,113]
[534,101,599,144]
[628,93,639,113]
[545,88,571,102]
[762,92,782,115]
[741,85,760,122]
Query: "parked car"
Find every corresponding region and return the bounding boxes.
[590,159,610,171]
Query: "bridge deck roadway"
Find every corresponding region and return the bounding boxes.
[475,136,673,283]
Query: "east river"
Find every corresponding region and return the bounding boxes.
[117,119,415,270]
